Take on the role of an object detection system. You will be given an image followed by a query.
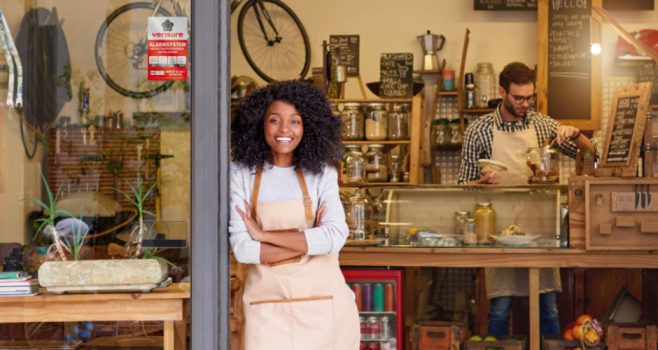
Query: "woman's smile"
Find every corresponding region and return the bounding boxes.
[263,100,304,167]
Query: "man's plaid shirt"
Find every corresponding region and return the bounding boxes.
[458,107,578,184]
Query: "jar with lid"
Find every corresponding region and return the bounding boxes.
[474,202,496,244]
[454,211,471,235]
[341,103,364,140]
[365,144,388,182]
[431,119,451,148]
[388,103,410,140]
[475,62,496,108]
[389,153,403,182]
[463,217,477,245]
[365,103,388,141]
[449,121,462,144]
[347,188,366,240]
[345,146,365,184]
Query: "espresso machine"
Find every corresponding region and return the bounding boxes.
[417,30,445,71]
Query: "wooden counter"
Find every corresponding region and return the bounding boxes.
[340,247,658,349]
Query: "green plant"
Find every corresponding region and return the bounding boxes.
[117,176,156,257]
[58,215,90,261]
[32,172,72,261]
[142,248,182,271]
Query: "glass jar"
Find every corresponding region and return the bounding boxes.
[474,202,496,244]
[365,144,388,182]
[475,62,496,108]
[387,103,410,140]
[526,145,560,184]
[347,188,366,240]
[463,217,477,245]
[345,146,365,184]
[449,121,462,145]
[365,103,388,141]
[389,153,403,182]
[341,103,364,140]
[431,119,450,148]
[454,210,471,235]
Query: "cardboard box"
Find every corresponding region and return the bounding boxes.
[410,322,465,350]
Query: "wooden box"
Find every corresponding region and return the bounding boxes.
[569,176,658,250]
[606,324,657,350]
[542,335,603,350]
[464,336,526,350]
[410,322,465,350]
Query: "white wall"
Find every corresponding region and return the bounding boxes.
[230,0,658,98]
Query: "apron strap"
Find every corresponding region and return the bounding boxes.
[295,167,314,222]
[251,165,263,218]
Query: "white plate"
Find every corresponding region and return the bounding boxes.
[478,159,508,171]
[490,234,540,246]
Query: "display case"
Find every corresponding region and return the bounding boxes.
[342,269,403,350]
[374,185,565,248]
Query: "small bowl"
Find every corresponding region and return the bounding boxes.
[366,82,425,97]
[477,159,508,172]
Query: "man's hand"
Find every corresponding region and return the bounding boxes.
[236,201,266,242]
[556,125,580,145]
[471,168,501,185]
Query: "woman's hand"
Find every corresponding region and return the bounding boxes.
[236,202,267,242]
[314,202,326,227]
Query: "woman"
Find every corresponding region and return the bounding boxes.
[229,81,360,349]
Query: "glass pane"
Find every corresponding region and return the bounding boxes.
[0,1,191,348]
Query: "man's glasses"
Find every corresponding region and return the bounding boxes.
[508,93,536,104]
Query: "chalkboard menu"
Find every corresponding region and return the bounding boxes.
[606,96,640,164]
[474,0,537,10]
[548,0,591,120]
[379,53,413,98]
[329,35,359,77]
[638,62,658,105]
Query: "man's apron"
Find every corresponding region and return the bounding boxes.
[484,126,561,298]
[242,167,360,350]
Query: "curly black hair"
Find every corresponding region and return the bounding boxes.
[231,80,342,174]
[499,61,536,91]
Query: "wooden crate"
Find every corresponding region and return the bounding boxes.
[542,335,604,350]
[464,335,526,350]
[607,324,657,350]
[410,322,465,350]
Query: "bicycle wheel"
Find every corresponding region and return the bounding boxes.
[237,0,310,82]
[95,2,174,99]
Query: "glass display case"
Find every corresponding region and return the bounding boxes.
[373,185,565,248]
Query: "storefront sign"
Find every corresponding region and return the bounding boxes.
[147,17,188,81]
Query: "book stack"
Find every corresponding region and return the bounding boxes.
[0,271,39,296]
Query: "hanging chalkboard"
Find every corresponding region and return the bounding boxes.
[638,62,658,105]
[599,82,652,177]
[474,0,537,10]
[379,53,413,98]
[547,0,591,121]
[329,35,359,77]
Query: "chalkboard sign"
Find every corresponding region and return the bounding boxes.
[638,62,658,105]
[329,35,359,77]
[379,53,413,98]
[599,82,652,176]
[548,0,591,121]
[474,0,537,10]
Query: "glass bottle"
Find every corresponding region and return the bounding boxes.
[345,146,365,184]
[341,103,364,140]
[474,202,496,244]
[347,188,366,240]
[387,103,410,140]
[464,72,476,109]
[365,144,388,182]
[463,217,477,245]
[365,103,388,141]
[475,62,495,108]
[389,153,403,182]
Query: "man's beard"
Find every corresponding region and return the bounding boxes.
[503,98,527,120]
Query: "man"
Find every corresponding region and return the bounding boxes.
[458,62,594,336]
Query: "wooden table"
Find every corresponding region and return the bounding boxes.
[340,247,658,350]
[0,283,190,349]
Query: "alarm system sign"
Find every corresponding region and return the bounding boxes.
[147,17,188,80]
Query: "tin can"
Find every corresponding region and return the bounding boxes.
[359,316,367,340]
[384,283,395,311]
[373,283,384,312]
[352,283,363,311]
[380,315,391,339]
[362,283,373,311]
[359,342,367,350]
[380,340,391,350]
[367,316,381,340]
[367,342,380,350]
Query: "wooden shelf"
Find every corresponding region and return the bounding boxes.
[332,98,413,103]
[413,69,441,74]
[340,182,413,187]
[438,90,459,96]
[462,108,495,113]
[432,144,462,151]
[343,140,411,145]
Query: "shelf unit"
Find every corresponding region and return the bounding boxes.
[334,95,423,185]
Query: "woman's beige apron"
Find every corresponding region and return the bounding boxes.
[485,126,561,298]
[242,167,360,350]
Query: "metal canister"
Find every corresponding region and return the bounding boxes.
[366,316,381,340]
[352,283,363,311]
[384,283,395,311]
[373,283,384,311]
[367,342,380,350]
[362,283,373,311]
[359,316,367,340]
[359,342,367,350]
[380,315,391,339]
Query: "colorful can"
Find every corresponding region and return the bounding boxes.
[366,316,381,340]
[359,342,367,350]
[352,283,363,311]
[362,283,373,311]
[384,283,395,311]
[359,316,367,340]
[380,340,391,350]
[380,315,391,339]
[367,342,380,350]
[373,283,384,312]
